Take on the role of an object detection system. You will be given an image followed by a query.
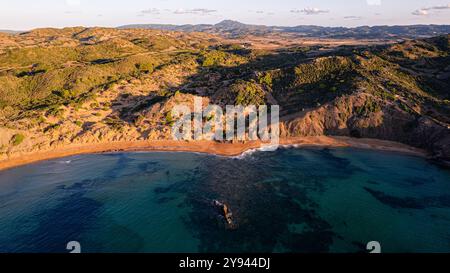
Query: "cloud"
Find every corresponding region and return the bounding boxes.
[412,9,429,16]
[253,10,274,15]
[291,8,329,15]
[344,16,363,20]
[141,8,161,15]
[412,4,450,16]
[139,8,218,16]
[432,4,450,9]
[173,8,217,15]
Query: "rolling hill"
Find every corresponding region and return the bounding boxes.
[120,20,450,39]
[0,27,449,167]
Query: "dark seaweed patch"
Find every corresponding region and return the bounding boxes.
[364,187,425,209]
[365,187,450,209]
[137,161,163,174]
[154,150,337,253]
[156,196,177,204]
[403,176,434,186]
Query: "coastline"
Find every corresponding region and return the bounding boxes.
[0,136,427,171]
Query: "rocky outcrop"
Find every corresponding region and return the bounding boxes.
[282,92,450,167]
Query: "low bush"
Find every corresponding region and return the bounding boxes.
[10,134,25,146]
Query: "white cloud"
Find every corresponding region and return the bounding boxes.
[138,8,218,16]
[291,8,329,15]
[141,8,161,15]
[432,4,450,9]
[412,9,429,16]
[412,4,450,16]
[344,16,363,20]
[173,8,217,15]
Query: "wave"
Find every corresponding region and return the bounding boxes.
[232,144,282,159]
[58,160,72,164]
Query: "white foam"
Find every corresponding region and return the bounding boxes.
[231,143,313,159]
[232,144,281,159]
[58,160,72,164]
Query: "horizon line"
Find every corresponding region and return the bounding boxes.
[2,19,450,32]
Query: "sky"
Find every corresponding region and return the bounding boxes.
[1,0,450,30]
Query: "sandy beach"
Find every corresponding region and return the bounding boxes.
[0,136,427,171]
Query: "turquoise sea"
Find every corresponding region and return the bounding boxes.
[1,147,450,253]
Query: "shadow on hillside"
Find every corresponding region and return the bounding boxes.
[103,42,449,154]
[102,43,384,131]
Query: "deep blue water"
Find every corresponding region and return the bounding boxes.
[1,147,450,253]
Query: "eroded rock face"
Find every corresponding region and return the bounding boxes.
[282,92,450,167]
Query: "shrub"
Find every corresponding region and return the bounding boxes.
[258,72,273,87]
[232,80,266,106]
[0,99,7,109]
[104,117,124,131]
[134,114,145,126]
[293,57,353,86]
[356,98,382,117]
[202,50,246,67]
[53,89,75,99]
[135,63,154,74]
[165,112,174,126]
[43,124,61,133]
[46,106,65,118]
[10,134,25,146]
[201,50,227,67]
[90,102,100,108]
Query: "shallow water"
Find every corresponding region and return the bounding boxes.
[1,147,450,253]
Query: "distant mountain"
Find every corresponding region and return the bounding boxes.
[286,25,450,39]
[0,29,22,34]
[119,20,278,37]
[119,20,450,39]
